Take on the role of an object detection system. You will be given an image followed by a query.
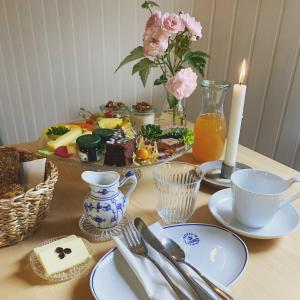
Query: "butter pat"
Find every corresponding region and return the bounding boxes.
[34,235,91,276]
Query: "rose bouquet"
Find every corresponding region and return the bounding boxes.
[116,1,208,124]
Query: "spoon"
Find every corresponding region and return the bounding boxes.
[161,237,234,300]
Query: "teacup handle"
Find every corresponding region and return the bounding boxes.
[280,177,300,208]
[285,176,300,187]
[119,171,137,199]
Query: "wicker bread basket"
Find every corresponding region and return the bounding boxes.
[0,150,58,247]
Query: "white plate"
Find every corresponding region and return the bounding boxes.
[90,223,248,300]
[209,188,300,239]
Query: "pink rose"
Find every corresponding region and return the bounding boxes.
[180,13,202,39]
[143,26,169,57]
[145,11,161,29]
[161,13,184,34]
[166,67,198,100]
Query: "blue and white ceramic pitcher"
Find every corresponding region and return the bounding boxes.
[81,170,137,229]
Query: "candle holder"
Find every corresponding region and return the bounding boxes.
[220,162,236,179]
[196,160,251,189]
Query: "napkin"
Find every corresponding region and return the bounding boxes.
[20,158,46,189]
[114,222,230,300]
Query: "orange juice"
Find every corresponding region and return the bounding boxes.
[192,113,226,162]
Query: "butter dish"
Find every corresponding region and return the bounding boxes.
[30,235,93,282]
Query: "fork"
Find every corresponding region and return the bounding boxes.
[121,222,192,300]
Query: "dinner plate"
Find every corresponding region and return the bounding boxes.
[209,188,300,239]
[90,223,248,300]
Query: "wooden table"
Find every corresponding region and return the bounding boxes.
[1,142,300,300]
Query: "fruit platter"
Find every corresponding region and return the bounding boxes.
[37,101,194,171]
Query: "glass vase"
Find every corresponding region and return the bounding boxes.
[192,80,231,162]
[159,92,187,126]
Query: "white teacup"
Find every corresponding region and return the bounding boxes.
[231,169,300,228]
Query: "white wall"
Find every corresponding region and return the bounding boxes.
[0,0,300,169]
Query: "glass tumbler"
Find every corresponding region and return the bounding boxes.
[153,162,201,224]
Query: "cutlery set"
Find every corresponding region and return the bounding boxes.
[121,222,190,300]
[122,217,233,300]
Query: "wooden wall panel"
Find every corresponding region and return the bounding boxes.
[29,0,58,126]
[239,0,283,149]
[57,0,81,119]
[255,0,300,157]
[206,0,236,81]
[0,0,300,170]
[18,0,48,132]
[86,0,107,111]
[275,39,300,167]
[0,0,30,142]
[43,0,69,123]
[119,0,137,105]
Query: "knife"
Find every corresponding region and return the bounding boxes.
[134,217,215,300]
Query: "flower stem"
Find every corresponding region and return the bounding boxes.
[167,55,174,75]
[172,106,176,125]
[156,59,167,76]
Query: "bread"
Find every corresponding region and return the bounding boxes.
[0,183,25,199]
[0,147,20,185]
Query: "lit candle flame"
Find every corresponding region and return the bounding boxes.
[239,59,246,84]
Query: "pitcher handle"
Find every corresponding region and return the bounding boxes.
[280,177,300,208]
[119,171,137,199]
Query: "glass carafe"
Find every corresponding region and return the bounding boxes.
[192,80,231,162]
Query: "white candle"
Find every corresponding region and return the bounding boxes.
[224,59,247,167]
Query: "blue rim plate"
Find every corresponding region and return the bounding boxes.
[90,223,248,300]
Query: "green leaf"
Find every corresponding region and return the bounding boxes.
[115,46,144,72]
[141,1,159,9]
[184,50,210,60]
[167,92,178,109]
[132,58,155,87]
[183,50,209,76]
[154,74,167,86]
[132,58,154,75]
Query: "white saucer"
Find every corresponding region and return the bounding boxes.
[209,188,300,239]
[196,160,251,189]
[90,223,248,300]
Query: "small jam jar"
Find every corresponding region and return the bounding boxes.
[130,102,155,130]
[76,135,103,162]
[92,128,115,142]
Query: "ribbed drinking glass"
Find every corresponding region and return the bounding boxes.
[153,162,201,224]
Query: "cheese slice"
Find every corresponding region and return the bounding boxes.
[34,235,77,255]
[47,127,82,151]
[98,118,123,129]
[34,235,91,276]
